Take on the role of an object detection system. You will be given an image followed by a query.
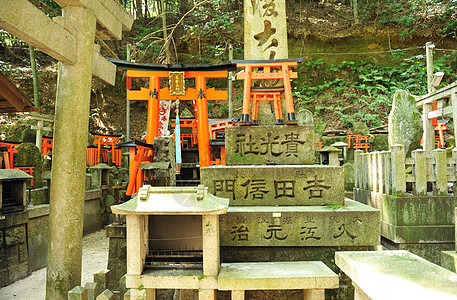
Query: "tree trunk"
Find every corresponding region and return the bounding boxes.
[353,0,359,24]
[29,44,40,108]
[161,0,171,63]
[135,0,143,18]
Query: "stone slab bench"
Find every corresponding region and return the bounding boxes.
[218,261,339,300]
[335,250,457,300]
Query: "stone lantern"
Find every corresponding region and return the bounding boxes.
[319,146,342,166]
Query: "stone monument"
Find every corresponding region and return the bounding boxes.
[201,123,380,299]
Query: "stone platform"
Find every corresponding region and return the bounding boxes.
[201,165,344,206]
[220,199,379,247]
[224,125,314,165]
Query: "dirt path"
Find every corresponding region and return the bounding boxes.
[0,229,109,300]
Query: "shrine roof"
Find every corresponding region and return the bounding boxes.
[111,185,229,215]
[108,58,238,72]
[108,58,304,72]
[90,131,123,137]
[0,169,33,180]
[0,72,37,113]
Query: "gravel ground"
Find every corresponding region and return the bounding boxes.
[0,229,109,300]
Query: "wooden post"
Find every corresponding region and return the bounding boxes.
[241,65,252,124]
[391,144,406,196]
[423,102,435,156]
[196,75,211,168]
[412,149,427,195]
[451,92,457,143]
[426,42,435,93]
[433,148,447,195]
[146,76,160,144]
[228,44,233,118]
[126,44,131,141]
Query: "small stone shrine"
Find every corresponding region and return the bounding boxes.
[201,124,380,299]
[112,184,342,299]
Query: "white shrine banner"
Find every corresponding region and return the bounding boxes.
[158,100,171,136]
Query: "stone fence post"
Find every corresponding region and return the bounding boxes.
[377,152,383,194]
[391,144,406,196]
[94,269,110,297]
[412,149,427,195]
[354,150,363,189]
[433,148,447,196]
[68,286,88,300]
[95,289,114,300]
[383,151,392,195]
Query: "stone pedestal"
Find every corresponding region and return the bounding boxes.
[201,123,380,299]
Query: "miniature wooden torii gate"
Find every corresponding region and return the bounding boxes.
[416,81,457,155]
[111,59,235,196]
[0,1,133,298]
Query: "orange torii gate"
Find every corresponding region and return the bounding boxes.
[110,59,236,196]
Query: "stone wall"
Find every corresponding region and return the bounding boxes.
[84,189,104,235]
[0,211,30,288]
[27,205,49,272]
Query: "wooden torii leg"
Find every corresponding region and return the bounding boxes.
[196,75,211,168]
[251,94,259,124]
[273,93,283,124]
[282,64,297,125]
[241,65,252,125]
[147,76,160,144]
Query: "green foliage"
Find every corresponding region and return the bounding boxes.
[293,51,457,128]
[356,0,457,39]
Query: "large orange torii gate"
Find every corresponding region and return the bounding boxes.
[110,59,236,195]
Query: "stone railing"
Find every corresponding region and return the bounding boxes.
[354,145,456,196]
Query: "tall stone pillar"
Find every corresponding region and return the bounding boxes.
[243,0,289,124]
[244,0,288,60]
[46,7,96,299]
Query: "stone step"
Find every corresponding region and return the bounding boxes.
[201,165,344,206]
[225,125,315,166]
[336,250,457,300]
[218,261,338,292]
[220,199,379,247]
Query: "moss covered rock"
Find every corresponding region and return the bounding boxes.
[388,90,423,157]
[14,143,44,188]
